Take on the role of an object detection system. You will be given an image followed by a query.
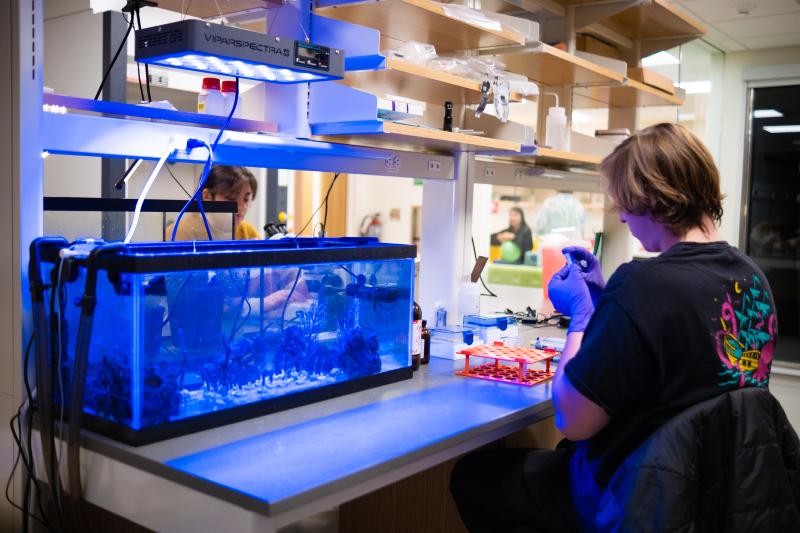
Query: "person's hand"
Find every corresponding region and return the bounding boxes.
[548,263,594,333]
[563,246,605,306]
[497,231,515,242]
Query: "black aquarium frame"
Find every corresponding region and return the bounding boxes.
[37,237,417,446]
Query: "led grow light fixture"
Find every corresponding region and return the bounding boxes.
[135,20,344,84]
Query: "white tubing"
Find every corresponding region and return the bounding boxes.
[124,141,175,244]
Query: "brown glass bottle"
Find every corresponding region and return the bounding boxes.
[421,319,431,365]
[412,301,422,371]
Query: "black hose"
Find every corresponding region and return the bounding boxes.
[67,243,126,531]
[28,237,70,532]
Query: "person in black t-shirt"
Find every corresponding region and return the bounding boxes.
[449,123,778,532]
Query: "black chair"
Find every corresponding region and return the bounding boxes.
[594,387,800,532]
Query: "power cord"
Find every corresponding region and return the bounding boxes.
[132,5,152,103]
[5,336,55,532]
[171,77,240,241]
[165,164,193,197]
[296,172,341,237]
[94,11,134,100]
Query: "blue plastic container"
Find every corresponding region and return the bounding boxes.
[38,237,415,444]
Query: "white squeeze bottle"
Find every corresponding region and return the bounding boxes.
[544,92,569,151]
[198,77,224,115]
[545,105,568,151]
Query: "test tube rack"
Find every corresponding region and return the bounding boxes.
[456,342,557,387]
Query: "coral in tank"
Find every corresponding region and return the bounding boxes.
[142,364,181,426]
[274,301,334,377]
[85,356,132,424]
[336,305,381,379]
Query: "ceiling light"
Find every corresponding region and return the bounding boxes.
[677,80,711,94]
[642,51,680,67]
[753,109,783,119]
[764,125,800,133]
[135,20,344,84]
[733,3,757,15]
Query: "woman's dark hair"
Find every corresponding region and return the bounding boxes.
[510,206,528,228]
[204,165,257,197]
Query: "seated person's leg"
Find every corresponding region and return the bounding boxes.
[450,447,578,533]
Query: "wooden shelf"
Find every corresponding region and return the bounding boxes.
[318,121,521,153]
[316,0,526,53]
[341,57,527,104]
[485,147,602,171]
[155,0,277,19]
[495,44,623,88]
[482,0,705,57]
[595,0,706,56]
[534,147,602,166]
[603,0,705,41]
[574,79,683,108]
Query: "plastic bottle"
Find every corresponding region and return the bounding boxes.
[458,281,481,323]
[545,105,568,151]
[198,77,224,115]
[421,320,431,365]
[221,80,240,118]
[412,301,422,371]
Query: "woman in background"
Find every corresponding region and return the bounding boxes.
[491,206,533,264]
[168,165,260,241]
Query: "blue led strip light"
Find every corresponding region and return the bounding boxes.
[145,52,333,84]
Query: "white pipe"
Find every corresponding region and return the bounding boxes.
[124,140,175,244]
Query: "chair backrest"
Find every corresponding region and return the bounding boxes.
[594,387,800,533]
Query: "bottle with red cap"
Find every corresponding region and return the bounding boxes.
[198,77,224,115]
[221,80,240,118]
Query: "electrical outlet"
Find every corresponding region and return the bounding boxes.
[428,160,442,172]
[148,71,169,88]
[484,167,496,178]
[385,155,401,172]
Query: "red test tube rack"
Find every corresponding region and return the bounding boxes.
[455,342,557,387]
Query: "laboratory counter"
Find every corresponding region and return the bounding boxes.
[49,325,564,533]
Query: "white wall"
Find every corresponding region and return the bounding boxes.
[717,45,800,246]
[43,3,103,236]
[346,175,423,244]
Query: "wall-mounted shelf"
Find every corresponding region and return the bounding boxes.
[44,93,278,133]
[40,96,456,179]
[493,44,624,88]
[341,57,527,104]
[573,79,684,108]
[315,0,527,53]
[318,121,522,153]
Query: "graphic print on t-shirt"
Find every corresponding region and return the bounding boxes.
[714,274,776,388]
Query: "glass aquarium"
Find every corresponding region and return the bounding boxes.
[35,237,415,444]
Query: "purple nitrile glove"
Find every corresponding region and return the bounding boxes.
[563,246,605,307]
[549,263,595,333]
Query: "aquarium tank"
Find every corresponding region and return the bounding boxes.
[34,237,415,444]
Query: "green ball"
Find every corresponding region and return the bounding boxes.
[501,241,521,262]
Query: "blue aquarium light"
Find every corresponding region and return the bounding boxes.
[135,19,345,84]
